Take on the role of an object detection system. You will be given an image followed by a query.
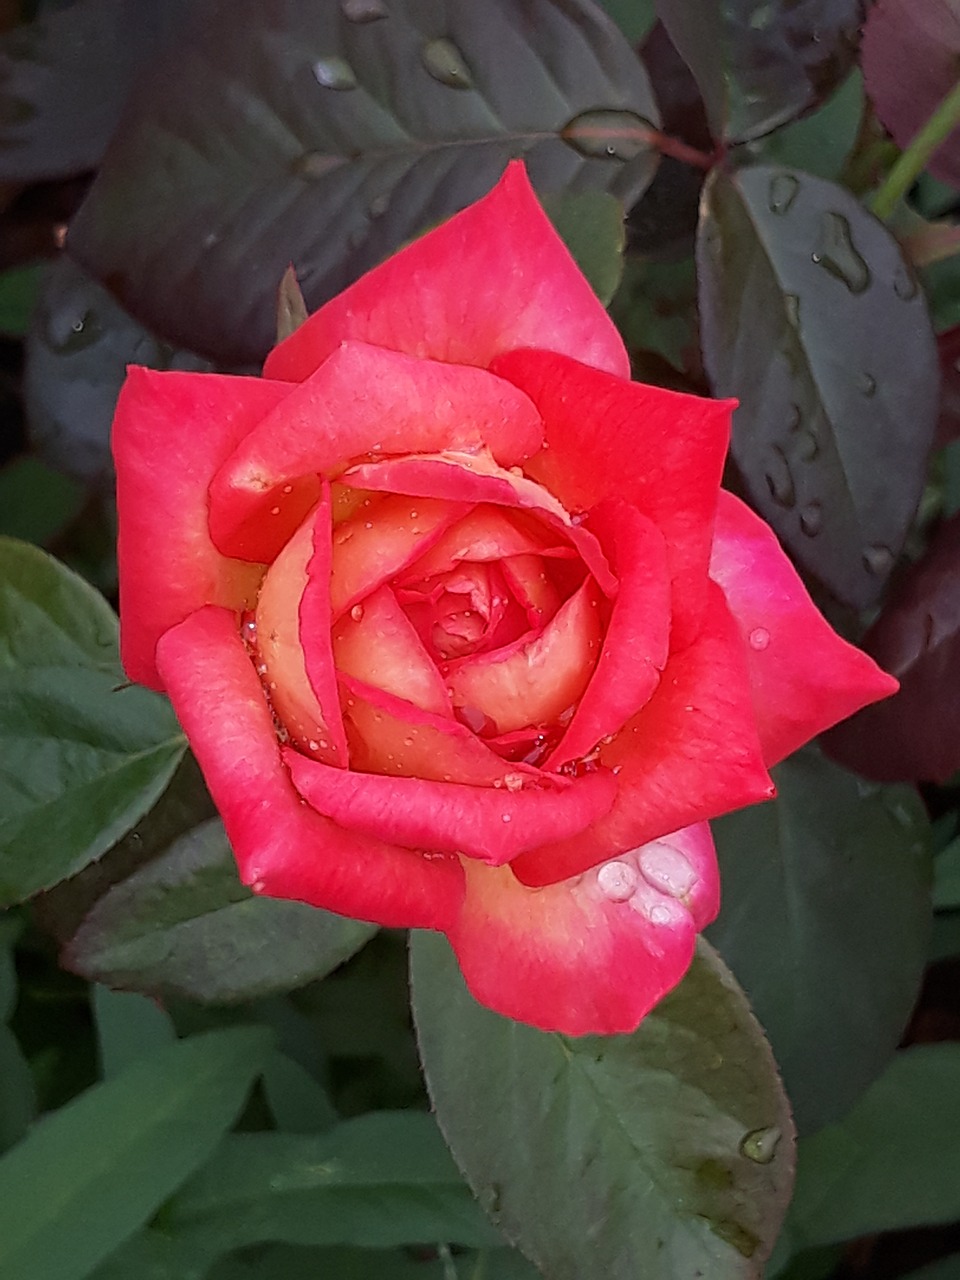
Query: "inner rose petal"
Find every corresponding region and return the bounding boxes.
[332,584,452,717]
[396,504,574,581]
[329,494,468,618]
[444,579,603,735]
[254,496,347,767]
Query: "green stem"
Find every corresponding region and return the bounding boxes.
[872,77,960,220]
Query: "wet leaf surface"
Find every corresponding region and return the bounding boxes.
[69,0,659,364]
[698,164,938,607]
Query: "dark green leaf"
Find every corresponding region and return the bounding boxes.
[89,1230,216,1280]
[0,0,190,182]
[706,747,932,1134]
[654,0,861,144]
[697,164,938,607]
[261,1050,339,1134]
[789,1045,960,1247]
[749,71,864,183]
[930,911,960,963]
[0,1026,270,1280]
[0,537,186,905]
[0,1024,36,1154]
[166,1112,501,1253]
[69,0,659,364]
[934,837,960,910]
[92,983,176,1079]
[411,931,794,1280]
[597,0,656,44]
[26,257,211,489]
[64,818,377,1003]
[0,456,85,547]
[900,1256,960,1280]
[0,263,42,336]
[542,189,625,305]
[205,1243,452,1280]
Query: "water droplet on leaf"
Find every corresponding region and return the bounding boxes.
[811,212,870,293]
[313,56,357,89]
[857,371,876,397]
[783,293,801,328]
[421,37,473,89]
[863,544,894,575]
[341,0,387,20]
[799,501,822,536]
[767,172,799,215]
[893,262,918,300]
[562,109,654,161]
[764,446,796,508]
[739,1127,781,1164]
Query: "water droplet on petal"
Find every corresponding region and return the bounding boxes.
[638,842,698,899]
[749,627,770,651]
[503,773,524,792]
[764,445,796,509]
[251,879,266,893]
[421,37,473,88]
[313,56,357,90]
[350,603,364,622]
[501,813,512,823]
[739,1127,782,1164]
[308,740,319,751]
[341,0,387,20]
[767,172,799,215]
[597,860,639,902]
[811,212,870,293]
[799,501,822,536]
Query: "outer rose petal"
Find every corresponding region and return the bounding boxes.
[155,607,463,930]
[492,348,733,648]
[447,823,718,1035]
[263,163,629,383]
[513,583,774,886]
[285,749,617,866]
[710,492,899,766]
[210,342,544,562]
[113,367,292,688]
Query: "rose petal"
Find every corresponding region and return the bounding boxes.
[513,583,774,886]
[445,579,603,735]
[447,823,718,1035]
[263,162,629,383]
[332,584,451,717]
[155,607,463,929]
[547,501,671,767]
[330,494,469,618]
[342,452,617,596]
[499,553,563,627]
[285,749,616,866]
[710,491,899,766]
[340,674,539,787]
[256,489,347,767]
[113,367,291,687]
[398,505,572,581]
[209,341,543,561]
[492,348,733,648]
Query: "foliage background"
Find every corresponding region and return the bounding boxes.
[0,0,959,1277]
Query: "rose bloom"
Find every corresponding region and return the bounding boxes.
[113,164,895,1035]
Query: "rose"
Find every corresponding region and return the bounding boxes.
[113,163,895,1035]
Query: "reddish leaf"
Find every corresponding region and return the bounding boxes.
[862,0,960,189]
[823,514,960,782]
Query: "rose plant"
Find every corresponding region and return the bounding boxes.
[113,163,895,1035]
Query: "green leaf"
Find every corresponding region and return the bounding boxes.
[64,817,377,1003]
[597,0,656,44]
[69,0,659,364]
[261,1050,339,1134]
[0,263,42,336]
[697,165,939,607]
[0,1026,270,1280]
[411,931,794,1279]
[654,0,861,144]
[205,1243,453,1280]
[542,189,626,305]
[706,747,932,1134]
[789,1044,960,1247]
[900,1256,960,1280]
[0,1024,36,1154]
[0,537,186,905]
[92,983,176,1079]
[749,71,864,183]
[0,456,86,546]
[166,1112,501,1253]
[930,911,960,962]
[933,836,960,910]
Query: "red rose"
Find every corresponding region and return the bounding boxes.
[113,164,895,1034]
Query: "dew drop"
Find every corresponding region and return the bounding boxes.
[785,402,802,432]
[857,371,876,397]
[597,860,639,902]
[312,56,357,90]
[270,506,281,515]
[764,445,796,509]
[767,172,799,215]
[561,108,655,161]
[648,903,674,925]
[350,603,364,621]
[799,501,822,536]
[341,0,388,20]
[503,772,524,792]
[308,740,319,752]
[893,262,918,300]
[784,293,801,328]
[251,879,266,894]
[749,626,771,651]
[282,484,293,494]
[739,1127,782,1164]
[795,428,819,462]
[863,544,894,575]
[811,212,870,293]
[421,37,473,89]
[639,842,697,899]
[501,813,512,823]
